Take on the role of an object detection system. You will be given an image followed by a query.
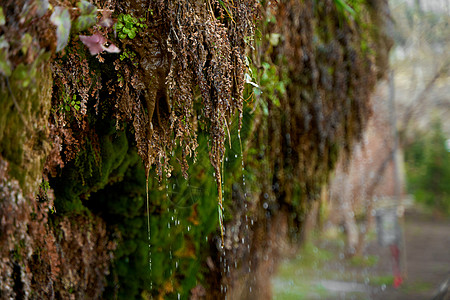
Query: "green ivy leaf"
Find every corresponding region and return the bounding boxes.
[123,14,133,23]
[50,7,71,52]
[127,30,136,39]
[77,0,96,15]
[75,1,97,32]
[76,15,97,32]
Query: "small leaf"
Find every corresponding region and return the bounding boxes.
[123,14,132,23]
[77,0,96,15]
[0,50,12,76]
[0,36,9,49]
[0,7,5,26]
[21,33,32,55]
[75,1,97,31]
[79,34,105,55]
[34,0,50,17]
[127,30,136,39]
[268,33,281,46]
[76,14,97,31]
[118,32,127,39]
[50,7,71,52]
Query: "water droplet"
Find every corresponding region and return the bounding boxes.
[263,202,268,209]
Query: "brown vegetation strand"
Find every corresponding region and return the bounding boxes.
[114,0,257,181]
[214,1,392,297]
[253,0,386,207]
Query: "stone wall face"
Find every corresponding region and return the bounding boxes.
[0,0,391,298]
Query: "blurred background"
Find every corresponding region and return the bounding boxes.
[272,0,450,299]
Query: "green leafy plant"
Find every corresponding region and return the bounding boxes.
[75,0,97,32]
[60,93,81,112]
[405,121,450,216]
[252,62,288,115]
[40,179,50,192]
[119,48,138,66]
[116,14,147,39]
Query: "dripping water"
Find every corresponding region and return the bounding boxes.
[145,172,153,293]
[238,130,252,278]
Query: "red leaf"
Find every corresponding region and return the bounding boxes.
[79,34,106,55]
[79,34,120,55]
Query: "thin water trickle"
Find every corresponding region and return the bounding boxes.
[145,174,153,292]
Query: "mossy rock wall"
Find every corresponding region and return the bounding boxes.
[0,0,392,299]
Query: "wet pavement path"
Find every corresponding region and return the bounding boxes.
[370,209,450,300]
[272,207,450,299]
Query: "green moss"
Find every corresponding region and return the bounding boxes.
[51,121,138,214]
[0,51,52,194]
